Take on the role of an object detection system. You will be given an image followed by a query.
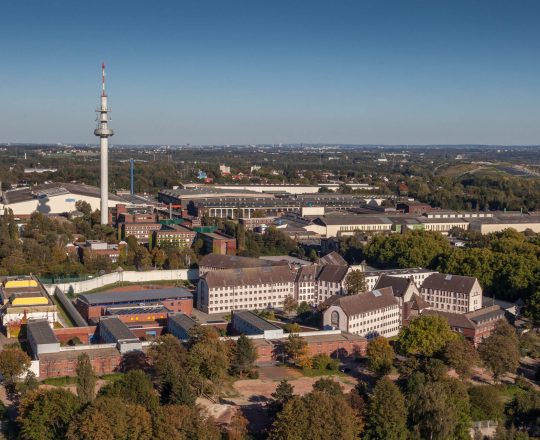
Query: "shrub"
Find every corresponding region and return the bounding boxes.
[312,354,332,370]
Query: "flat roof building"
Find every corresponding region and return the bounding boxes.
[167,313,197,341]
[76,287,193,322]
[27,319,61,358]
[232,310,284,339]
[99,316,142,353]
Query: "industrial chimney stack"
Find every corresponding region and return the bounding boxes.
[94,63,114,225]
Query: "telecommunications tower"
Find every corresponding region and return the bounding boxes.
[94,63,114,225]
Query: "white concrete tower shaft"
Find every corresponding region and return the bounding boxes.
[94,63,114,225]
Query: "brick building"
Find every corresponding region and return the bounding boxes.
[77,240,127,264]
[422,305,506,345]
[397,202,432,215]
[152,224,196,249]
[75,287,193,323]
[120,222,162,243]
[200,231,237,255]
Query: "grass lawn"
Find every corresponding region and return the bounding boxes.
[80,279,192,295]
[43,376,77,386]
[51,296,76,327]
[300,368,346,378]
[100,373,124,381]
[43,372,125,386]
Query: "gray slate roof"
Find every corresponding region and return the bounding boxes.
[317,265,349,283]
[201,265,295,288]
[319,251,348,266]
[374,274,415,298]
[327,287,398,316]
[421,273,478,294]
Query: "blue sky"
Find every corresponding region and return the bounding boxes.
[1,0,539,145]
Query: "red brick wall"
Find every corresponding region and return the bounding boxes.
[53,326,98,345]
[130,326,165,340]
[255,339,367,363]
[161,299,193,315]
[39,352,122,378]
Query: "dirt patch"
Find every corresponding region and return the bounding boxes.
[198,398,238,427]
[258,366,303,382]
[232,366,356,405]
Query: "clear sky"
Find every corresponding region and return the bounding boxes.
[1,0,539,145]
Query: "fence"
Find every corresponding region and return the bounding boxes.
[43,268,199,295]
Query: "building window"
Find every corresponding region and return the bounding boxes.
[331,311,339,327]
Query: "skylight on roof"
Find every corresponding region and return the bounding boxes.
[372,289,382,297]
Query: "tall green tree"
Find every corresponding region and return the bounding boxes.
[407,377,471,440]
[269,379,294,416]
[231,335,257,377]
[76,353,96,405]
[283,333,308,363]
[468,386,505,422]
[269,391,362,440]
[365,378,408,440]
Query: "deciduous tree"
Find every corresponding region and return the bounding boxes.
[283,333,308,363]
[19,389,80,440]
[283,295,298,315]
[0,345,31,385]
[396,315,455,357]
[479,321,520,382]
[269,391,362,440]
[443,336,480,379]
[345,269,367,294]
[367,336,394,375]
[312,377,343,396]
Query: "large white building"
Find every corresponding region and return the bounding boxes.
[0,182,125,218]
[309,215,393,238]
[363,267,437,291]
[420,273,483,313]
[197,266,296,314]
[323,287,401,339]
